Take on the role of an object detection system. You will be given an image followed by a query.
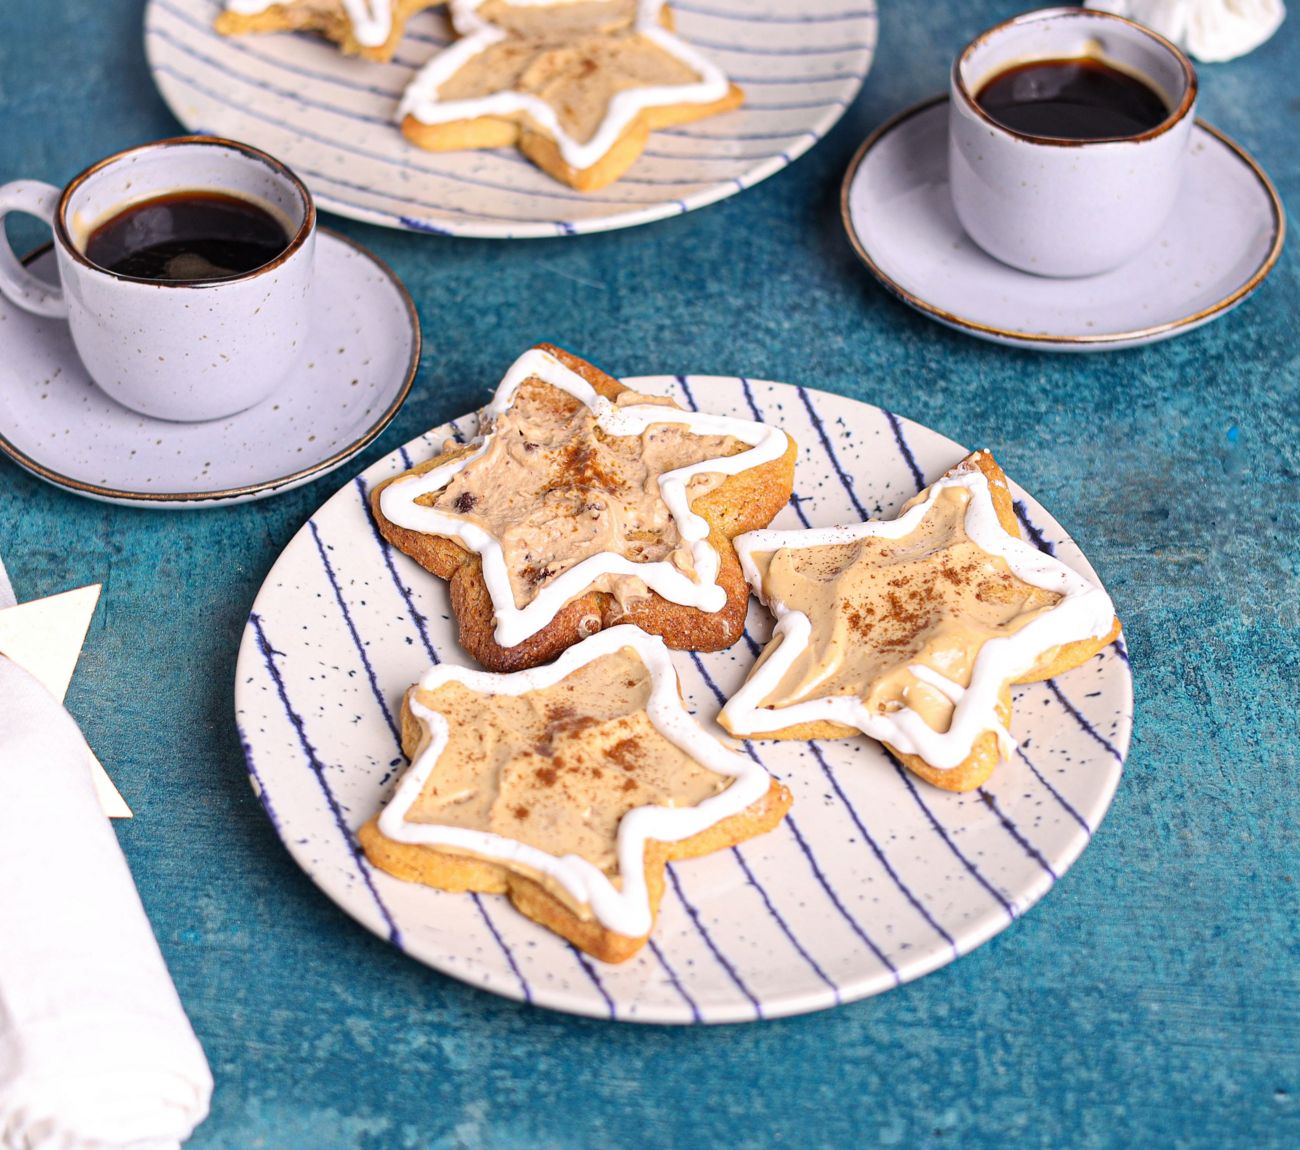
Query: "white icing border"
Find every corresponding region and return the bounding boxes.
[719,461,1117,771]
[224,0,395,47]
[378,347,790,649]
[397,0,734,172]
[376,625,774,938]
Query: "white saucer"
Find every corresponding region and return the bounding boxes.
[841,96,1285,352]
[0,229,419,507]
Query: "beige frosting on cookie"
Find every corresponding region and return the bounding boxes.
[437,2,701,144]
[476,0,638,39]
[748,484,1064,730]
[402,648,730,889]
[431,379,743,613]
[274,0,347,17]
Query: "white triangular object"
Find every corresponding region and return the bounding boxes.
[86,748,132,818]
[0,584,133,818]
[0,585,99,699]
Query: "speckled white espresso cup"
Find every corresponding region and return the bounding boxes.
[949,7,1198,278]
[0,136,315,422]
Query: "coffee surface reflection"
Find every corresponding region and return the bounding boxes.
[975,57,1170,141]
[84,191,289,282]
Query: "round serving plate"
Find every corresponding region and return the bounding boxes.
[234,374,1132,1022]
[145,0,878,238]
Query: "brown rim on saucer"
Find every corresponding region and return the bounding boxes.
[952,6,1199,148]
[839,95,1287,349]
[0,229,420,504]
[53,135,317,287]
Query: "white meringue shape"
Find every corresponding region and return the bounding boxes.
[1086,0,1285,62]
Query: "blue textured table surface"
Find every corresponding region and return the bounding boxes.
[1,3,1297,1147]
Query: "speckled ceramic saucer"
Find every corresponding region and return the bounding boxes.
[0,229,419,507]
[842,96,1285,351]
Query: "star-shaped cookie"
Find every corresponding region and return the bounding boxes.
[397,0,744,189]
[371,344,796,671]
[357,625,791,961]
[216,0,445,61]
[719,452,1122,792]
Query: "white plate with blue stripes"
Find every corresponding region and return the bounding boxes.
[144,0,877,238]
[234,376,1133,1023]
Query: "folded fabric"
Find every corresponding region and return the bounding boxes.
[1086,0,1286,62]
[0,657,212,1150]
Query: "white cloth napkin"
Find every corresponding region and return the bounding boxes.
[0,655,212,1150]
[1086,0,1286,61]
[0,555,14,610]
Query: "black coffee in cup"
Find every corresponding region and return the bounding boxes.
[975,57,1170,141]
[84,190,289,283]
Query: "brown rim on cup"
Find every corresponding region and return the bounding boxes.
[952,6,1198,147]
[53,135,316,287]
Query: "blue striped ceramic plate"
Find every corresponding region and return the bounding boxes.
[144,0,877,238]
[234,377,1133,1023]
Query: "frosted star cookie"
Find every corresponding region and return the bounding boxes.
[719,452,1122,792]
[371,344,796,672]
[357,626,792,962]
[397,0,745,190]
[216,0,445,61]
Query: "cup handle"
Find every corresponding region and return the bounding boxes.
[0,181,68,318]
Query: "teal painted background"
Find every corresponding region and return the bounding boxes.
[1,2,1297,1147]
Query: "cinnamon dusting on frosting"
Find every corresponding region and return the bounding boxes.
[433,377,744,614]
[436,2,701,147]
[750,485,1063,732]
[401,647,730,906]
